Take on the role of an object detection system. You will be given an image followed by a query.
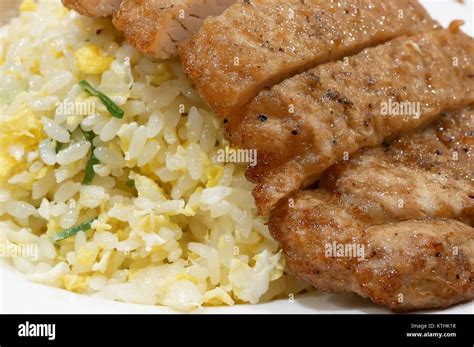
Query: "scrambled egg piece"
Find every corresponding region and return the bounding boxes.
[91,219,112,232]
[116,228,128,241]
[205,164,223,188]
[19,0,37,12]
[203,287,235,306]
[29,60,40,74]
[63,274,89,293]
[0,105,43,177]
[136,214,177,234]
[75,246,98,270]
[46,219,61,237]
[74,44,113,75]
[175,272,200,284]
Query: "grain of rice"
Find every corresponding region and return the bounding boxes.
[127,125,148,160]
[39,139,57,165]
[79,185,106,208]
[41,116,70,143]
[5,200,36,219]
[50,201,67,217]
[46,68,72,93]
[146,112,164,138]
[94,146,125,167]
[56,140,91,165]
[59,199,79,229]
[201,187,233,205]
[100,117,123,142]
[30,95,60,111]
[54,181,81,202]
[137,140,160,167]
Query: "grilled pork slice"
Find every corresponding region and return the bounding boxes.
[272,205,474,311]
[269,106,474,311]
[62,0,122,17]
[180,0,438,117]
[319,108,474,226]
[270,106,474,310]
[356,220,474,311]
[113,0,236,59]
[226,26,474,215]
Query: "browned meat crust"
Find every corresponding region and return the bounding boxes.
[272,196,474,311]
[113,0,235,59]
[180,0,438,117]
[269,106,474,311]
[62,0,122,17]
[356,220,474,311]
[319,107,474,225]
[226,27,474,215]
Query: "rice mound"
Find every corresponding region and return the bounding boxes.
[0,0,307,310]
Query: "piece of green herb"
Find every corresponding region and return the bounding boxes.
[49,218,97,242]
[55,141,64,153]
[83,129,95,143]
[83,152,99,185]
[82,130,99,185]
[79,80,124,119]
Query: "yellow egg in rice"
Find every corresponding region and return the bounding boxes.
[74,44,113,75]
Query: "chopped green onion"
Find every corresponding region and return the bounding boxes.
[82,129,95,143]
[79,80,124,119]
[82,130,99,185]
[55,141,64,153]
[83,152,99,185]
[126,179,135,188]
[49,218,97,242]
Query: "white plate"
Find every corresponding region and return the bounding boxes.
[1,0,473,314]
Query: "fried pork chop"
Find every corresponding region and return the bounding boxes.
[226,26,474,215]
[269,106,474,311]
[113,0,235,58]
[180,0,438,118]
[63,0,235,58]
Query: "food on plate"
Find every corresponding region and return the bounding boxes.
[113,0,236,58]
[269,106,474,311]
[226,27,474,215]
[0,0,308,311]
[62,0,122,17]
[179,0,439,117]
[63,0,236,58]
[318,108,474,226]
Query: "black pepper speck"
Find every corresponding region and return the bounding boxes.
[258,114,268,122]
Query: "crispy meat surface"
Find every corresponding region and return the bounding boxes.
[269,106,474,311]
[227,27,474,215]
[180,0,438,117]
[113,0,235,58]
[62,0,122,17]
